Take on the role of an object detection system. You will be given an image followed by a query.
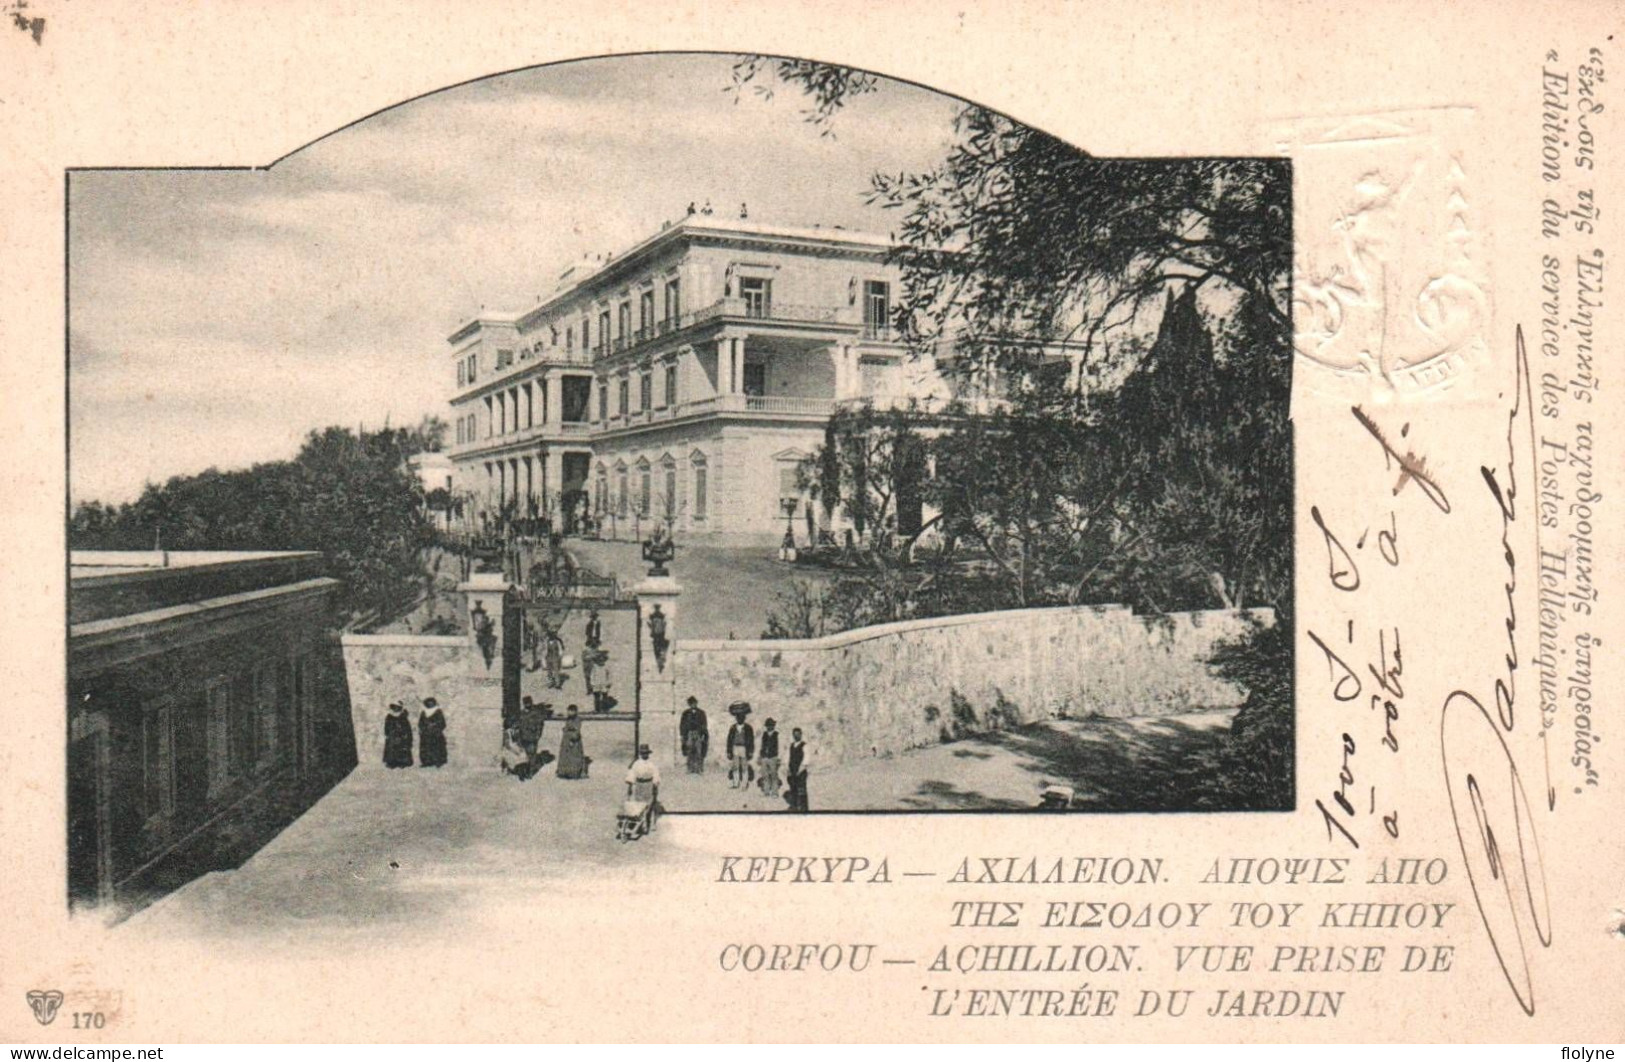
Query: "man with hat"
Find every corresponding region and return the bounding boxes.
[679,696,709,774]
[725,702,755,790]
[621,743,661,838]
[786,727,811,812]
[757,717,782,798]
[626,744,660,804]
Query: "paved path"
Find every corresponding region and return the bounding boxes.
[665,709,1237,812]
[566,539,834,641]
[125,731,675,947]
[126,709,1235,944]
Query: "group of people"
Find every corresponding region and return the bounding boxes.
[524,607,617,712]
[383,689,813,813]
[501,696,591,781]
[382,698,448,769]
[679,697,812,811]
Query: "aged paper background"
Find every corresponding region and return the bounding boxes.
[2,0,1622,1043]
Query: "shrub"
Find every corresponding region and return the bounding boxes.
[1205,617,1293,810]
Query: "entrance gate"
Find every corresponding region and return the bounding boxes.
[502,565,644,753]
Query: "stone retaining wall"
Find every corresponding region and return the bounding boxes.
[669,605,1274,767]
[339,634,502,769]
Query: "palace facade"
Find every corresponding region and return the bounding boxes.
[446,216,975,541]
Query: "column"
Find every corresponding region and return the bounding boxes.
[457,574,512,762]
[546,449,565,510]
[547,372,564,424]
[523,456,534,509]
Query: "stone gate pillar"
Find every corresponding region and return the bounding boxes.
[456,570,511,765]
[459,570,511,675]
[635,570,682,766]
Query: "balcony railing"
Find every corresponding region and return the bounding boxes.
[693,297,844,326]
[732,394,834,415]
[578,298,856,367]
[448,418,598,455]
[596,393,835,427]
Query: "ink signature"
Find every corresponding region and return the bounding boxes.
[1438,326,1552,1016]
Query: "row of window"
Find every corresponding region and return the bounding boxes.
[594,456,707,522]
[599,361,683,420]
[536,277,684,362]
[455,276,892,392]
[131,655,314,833]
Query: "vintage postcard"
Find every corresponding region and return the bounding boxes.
[1,0,1621,1044]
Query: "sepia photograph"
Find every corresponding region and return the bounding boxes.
[66,52,1291,926]
[9,0,1623,1047]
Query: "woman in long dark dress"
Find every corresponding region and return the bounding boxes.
[382,702,413,768]
[544,627,565,690]
[556,704,589,779]
[418,697,448,768]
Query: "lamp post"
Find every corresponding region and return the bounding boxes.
[778,498,798,562]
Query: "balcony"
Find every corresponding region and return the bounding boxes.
[834,393,940,413]
[585,298,854,366]
[447,418,596,457]
[693,297,844,326]
[597,393,836,431]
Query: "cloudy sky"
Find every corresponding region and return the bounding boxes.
[68,54,963,504]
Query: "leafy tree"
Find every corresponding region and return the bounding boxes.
[736,56,1294,801]
[734,56,1292,615]
[926,395,1112,607]
[70,424,438,624]
[725,57,879,136]
[800,403,931,544]
[1200,618,1294,810]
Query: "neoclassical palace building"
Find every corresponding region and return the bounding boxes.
[445,214,977,541]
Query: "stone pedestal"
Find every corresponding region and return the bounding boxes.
[459,572,511,678]
[634,572,682,766]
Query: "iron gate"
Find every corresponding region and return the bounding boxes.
[502,569,643,752]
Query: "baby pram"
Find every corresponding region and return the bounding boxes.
[617,782,657,841]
